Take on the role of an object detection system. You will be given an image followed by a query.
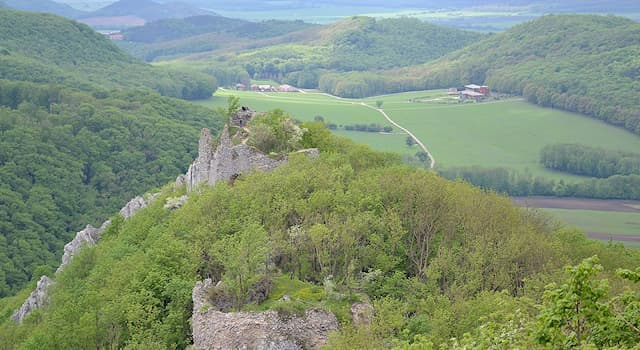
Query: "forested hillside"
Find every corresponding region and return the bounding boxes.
[0,10,225,296]
[1,122,638,348]
[320,15,640,135]
[2,0,85,18]
[123,16,481,88]
[0,9,217,99]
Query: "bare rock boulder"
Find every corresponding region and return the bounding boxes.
[192,279,339,350]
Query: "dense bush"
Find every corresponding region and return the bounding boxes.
[541,143,640,178]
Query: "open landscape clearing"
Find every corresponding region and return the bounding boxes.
[203,89,640,180]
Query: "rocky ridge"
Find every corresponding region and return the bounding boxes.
[182,125,318,192]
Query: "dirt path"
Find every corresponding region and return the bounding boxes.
[359,102,435,169]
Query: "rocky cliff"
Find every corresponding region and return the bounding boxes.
[10,276,54,323]
[183,125,318,192]
[192,279,339,350]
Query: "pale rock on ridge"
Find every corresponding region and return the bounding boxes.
[11,276,54,323]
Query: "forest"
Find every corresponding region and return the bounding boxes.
[540,144,640,178]
[0,9,217,100]
[0,10,227,297]
[1,121,638,349]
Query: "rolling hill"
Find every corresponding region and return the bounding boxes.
[81,0,212,22]
[0,9,216,99]
[2,0,85,18]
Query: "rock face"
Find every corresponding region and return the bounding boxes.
[11,276,54,323]
[56,220,110,274]
[120,193,158,219]
[183,125,319,192]
[192,279,339,350]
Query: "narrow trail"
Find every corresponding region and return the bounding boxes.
[359,102,435,169]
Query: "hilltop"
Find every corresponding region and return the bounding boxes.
[0,9,215,99]
[319,15,640,135]
[1,120,639,348]
[2,0,85,18]
[80,0,213,23]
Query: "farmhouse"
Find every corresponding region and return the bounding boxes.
[235,83,246,91]
[278,84,298,93]
[252,84,276,92]
[464,84,490,96]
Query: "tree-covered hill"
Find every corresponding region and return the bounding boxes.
[2,0,85,18]
[0,9,217,99]
[1,122,638,348]
[0,10,227,296]
[320,15,640,135]
[122,15,317,43]
[81,0,213,22]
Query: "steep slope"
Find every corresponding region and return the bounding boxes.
[0,9,216,99]
[0,10,224,297]
[2,0,85,18]
[320,15,640,135]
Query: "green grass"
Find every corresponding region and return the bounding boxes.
[198,89,640,181]
[196,90,414,155]
[543,208,640,236]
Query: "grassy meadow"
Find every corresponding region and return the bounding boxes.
[201,88,640,180]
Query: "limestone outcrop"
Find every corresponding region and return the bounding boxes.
[183,125,319,192]
[192,279,339,350]
[56,219,110,274]
[11,276,53,323]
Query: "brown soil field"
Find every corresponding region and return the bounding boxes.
[587,232,640,242]
[511,196,640,213]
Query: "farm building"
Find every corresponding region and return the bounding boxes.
[235,83,247,91]
[252,84,277,92]
[278,84,298,92]
[464,84,490,96]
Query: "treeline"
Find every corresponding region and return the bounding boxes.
[0,79,222,297]
[0,10,217,100]
[541,143,640,178]
[440,166,640,200]
[2,122,639,348]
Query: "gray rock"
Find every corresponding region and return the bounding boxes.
[11,276,54,323]
[183,125,319,193]
[350,302,374,328]
[118,192,160,219]
[192,279,338,350]
[56,221,108,274]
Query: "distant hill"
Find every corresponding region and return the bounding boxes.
[0,9,216,99]
[320,15,640,135]
[123,15,316,43]
[82,0,212,22]
[3,0,86,18]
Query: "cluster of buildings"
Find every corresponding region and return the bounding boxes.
[235,83,299,93]
[449,84,491,101]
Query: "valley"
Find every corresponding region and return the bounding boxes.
[1,2,640,349]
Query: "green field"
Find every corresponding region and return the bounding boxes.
[199,89,640,180]
[544,209,640,236]
[543,208,640,248]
